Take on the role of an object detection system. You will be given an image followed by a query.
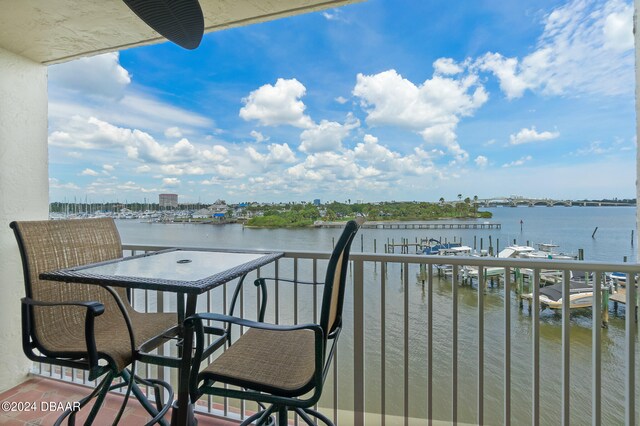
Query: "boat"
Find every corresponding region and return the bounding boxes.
[519,243,576,260]
[523,280,600,310]
[419,239,465,255]
[497,245,536,258]
[608,271,638,286]
[421,244,475,277]
[501,243,576,284]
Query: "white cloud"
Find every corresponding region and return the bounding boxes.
[354,70,487,129]
[160,164,206,175]
[474,54,529,100]
[164,127,183,138]
[246,143,297,165]
[603,5,634,50]
[239,78,314,128]
[49,116,207,165]
[502,155,533,168]
[433,58,464,75]
[134,137,199,163]
[202,145,229,163]
[250,130,267,143]
[474,0,634,99]
[322,9,347,22]
[352,69,487,162]
[474,155,488,168]
[572,140,613,156]
[335,96,349,104]
[118,95,213,130]
[136,165,151,173]
[299,116,359,153]
[214,165,245,179]
[49,116,134,150]
[48,53,131,100]
[81,168,99,176]
[354,134,436,175]
[162,177,181,187]
[49,93,214,138]
[49,178,80,191]
[509,126,560,145]
[102,164,115,172]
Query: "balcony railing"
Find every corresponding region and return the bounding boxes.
[33,244,639,425]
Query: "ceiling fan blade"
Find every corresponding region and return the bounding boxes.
[123,0,204,50]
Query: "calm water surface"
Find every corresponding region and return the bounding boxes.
[116,207,639,425]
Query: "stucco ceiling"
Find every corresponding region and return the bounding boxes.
[0,0,362,65]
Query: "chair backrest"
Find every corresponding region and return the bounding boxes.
[319,220,360,338]
[10,218,128,353]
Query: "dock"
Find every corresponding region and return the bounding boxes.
[318,221,501,230]
[610,287,639,306]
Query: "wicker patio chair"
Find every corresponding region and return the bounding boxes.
[186,219,361,426]
[10,218,177,425]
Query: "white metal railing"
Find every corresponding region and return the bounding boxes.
[34,244,639,425]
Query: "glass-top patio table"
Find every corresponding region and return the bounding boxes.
[40,248,284,426]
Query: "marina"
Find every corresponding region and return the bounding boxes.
[112,205,639,424]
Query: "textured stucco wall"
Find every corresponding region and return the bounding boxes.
[0,47,48,391]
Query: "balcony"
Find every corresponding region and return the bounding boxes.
[9,245,637,425]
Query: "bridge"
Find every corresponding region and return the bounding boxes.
[474,197,635,207]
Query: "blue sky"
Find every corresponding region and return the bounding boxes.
[47,0,636,204]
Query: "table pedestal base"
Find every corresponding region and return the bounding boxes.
[170,401,197,426]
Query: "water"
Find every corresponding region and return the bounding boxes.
[117,206,637,262]
[115,206,639,425]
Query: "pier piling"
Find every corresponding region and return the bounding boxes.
[602,287,610,328]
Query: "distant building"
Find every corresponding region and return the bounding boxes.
[313,199,321,206]
[159,193,178,209]
[192,208,211,219]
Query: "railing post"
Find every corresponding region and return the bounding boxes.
[592,272,601,426]
[562,270,571,426]
[532,268,540,426]
[504,267,511,425]
[625,273,636,426]
[353,258,365,426]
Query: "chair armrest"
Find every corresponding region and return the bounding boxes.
[241,277,322,325]
[186,312,322,333]
[21,297,105,373]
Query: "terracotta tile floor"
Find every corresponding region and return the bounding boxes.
[0,377,239,425]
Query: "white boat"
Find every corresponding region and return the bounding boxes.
[501,244,576,284]
[431,245,474,277]
[499,243,576,260]
[520,243,576,260]
[524,281,600,310]
[497,245,536,258]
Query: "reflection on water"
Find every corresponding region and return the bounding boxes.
[116,207,639,424]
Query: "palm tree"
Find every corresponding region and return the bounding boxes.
[439,197,445,205]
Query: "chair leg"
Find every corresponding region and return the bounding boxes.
[239,404,277,426]
[121,369,173,426]
[295,407,333,426]
[52,370,115,426]
[278,406,288,426]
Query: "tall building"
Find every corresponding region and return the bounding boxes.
[159,193,178,209]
